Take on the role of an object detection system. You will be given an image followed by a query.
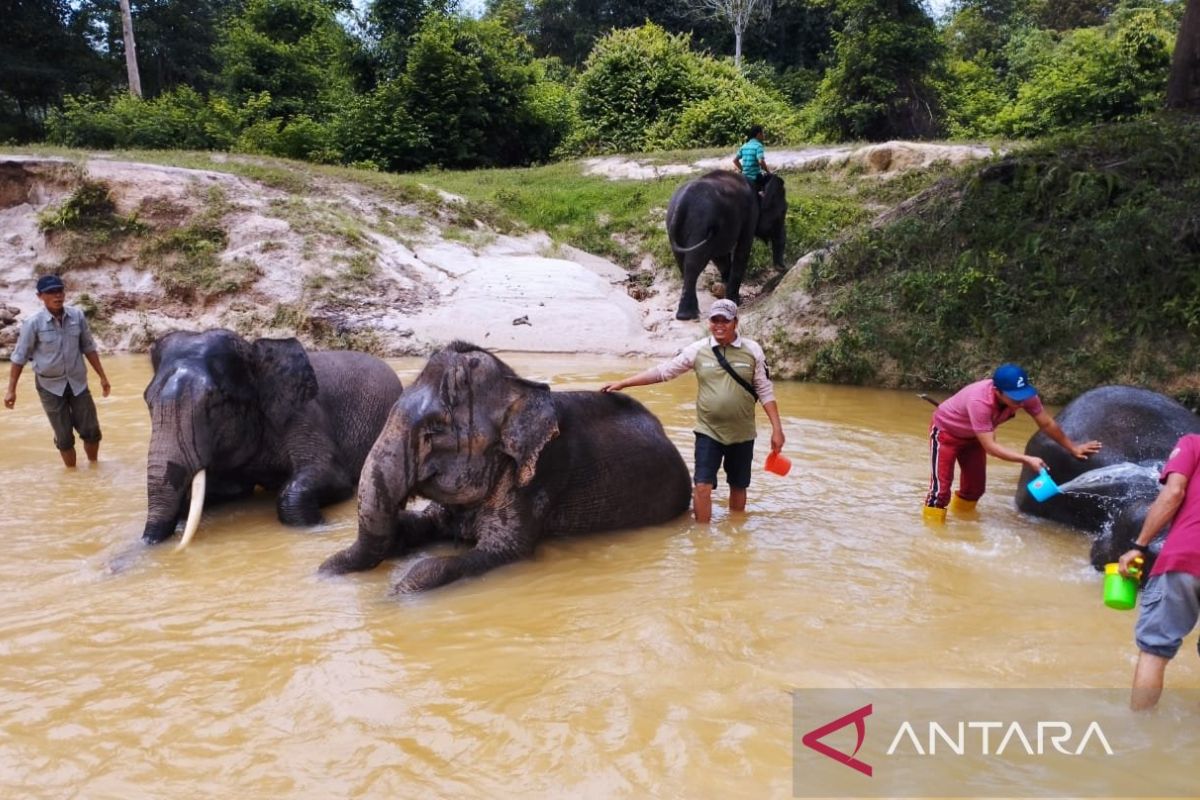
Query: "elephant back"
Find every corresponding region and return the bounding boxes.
[310,350,404,473]
[539,391,691,534]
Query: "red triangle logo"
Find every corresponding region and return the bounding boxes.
[801,703,873,777]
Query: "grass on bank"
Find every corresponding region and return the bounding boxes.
[782,114,1200,405]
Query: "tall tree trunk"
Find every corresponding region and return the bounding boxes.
[1167,0,1200,110]
[734,28,743,69]
[118,0,143,98]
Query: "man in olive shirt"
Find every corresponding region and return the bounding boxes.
[5,275,111,467]
[602,299,785,522]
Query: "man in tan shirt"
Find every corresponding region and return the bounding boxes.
[602,299,785,522]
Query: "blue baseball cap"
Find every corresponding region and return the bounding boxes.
[36,275,65,293]
[993,363,1037,401]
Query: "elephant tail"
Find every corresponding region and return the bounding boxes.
[670,234,711,254]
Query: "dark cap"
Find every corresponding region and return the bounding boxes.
[993,363,1037,401]
[36,275,65,293]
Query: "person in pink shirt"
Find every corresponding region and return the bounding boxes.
[923,363,1101,523]
[1118,434,1200,710]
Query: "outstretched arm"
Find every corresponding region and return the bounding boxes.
[601,368,661,393]
[1031,409,1101,460]
[975,430,1045,472]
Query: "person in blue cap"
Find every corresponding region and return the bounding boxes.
[922,363,1101,523]
[5,275,111,467]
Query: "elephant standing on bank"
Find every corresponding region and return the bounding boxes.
[142,329,403,547]
[1015,385,1200,568]
[666,170,788,320]
[319,341,691,593]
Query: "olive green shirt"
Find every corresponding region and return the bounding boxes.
[654,335,776,445]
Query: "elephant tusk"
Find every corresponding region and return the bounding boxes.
[174,469,207,552]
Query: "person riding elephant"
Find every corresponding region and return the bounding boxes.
[666,169,787,321]
[319,341,692,594]
[142,329,403,548]
[1015,385,1200,568]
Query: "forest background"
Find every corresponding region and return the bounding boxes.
[2,0,1191,167]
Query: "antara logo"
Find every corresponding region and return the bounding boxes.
[801,703,873,777]
[801,705,1115,777]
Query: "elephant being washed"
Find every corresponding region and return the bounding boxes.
[667,170,788,321]
[319,341,692,593]
[1015,385,1200,568]
[142,329,403,547]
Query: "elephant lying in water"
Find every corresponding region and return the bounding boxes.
[666,170,788,320]
[1015,385,1200,568]
[142,330,403,547]
[319,341,692,593]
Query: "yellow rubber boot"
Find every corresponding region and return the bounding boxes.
[949,494,978,515]
[922,505,947,524]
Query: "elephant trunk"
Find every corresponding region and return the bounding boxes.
[143,397,210,544]
[174,470,207,551]
[357,438,412,539]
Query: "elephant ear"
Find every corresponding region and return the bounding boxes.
[500,384,559,487]
[251,337,319,427]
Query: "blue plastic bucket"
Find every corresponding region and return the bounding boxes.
[1027,469,1060,503]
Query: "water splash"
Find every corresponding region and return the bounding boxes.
[1056,462,1162,496]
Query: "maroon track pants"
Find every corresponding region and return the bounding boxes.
[925,424,986,508]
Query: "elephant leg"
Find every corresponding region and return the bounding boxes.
[714,253,733,284]
[278,465,354,526]
[392,495,537,592]
[771,227,786,269]
[725,242,752,305]
[319,504,452,574]
[675,254,704,320]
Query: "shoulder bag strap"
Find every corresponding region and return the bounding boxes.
[712,345,758,402]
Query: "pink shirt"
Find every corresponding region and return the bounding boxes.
[931,378,1044,441]
[1150,434,1200,578]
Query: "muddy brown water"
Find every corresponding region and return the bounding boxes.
[2,353,1196,797]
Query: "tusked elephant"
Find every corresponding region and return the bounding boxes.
[142,329,403,548]
[1015,385,1200,568]
[666,170,788,321]
[319,341,692,593]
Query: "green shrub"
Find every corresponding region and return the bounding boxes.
[651,78,802,149]
[568,23,709,154]
[806,0,945,141]
[404,15,556,168]
[38,180,120,232]
[992,8,1174,137]
[46,87,240,150]
[235,114,338,162]
[329,79,429,172]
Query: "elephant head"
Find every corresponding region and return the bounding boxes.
[355,341,559,545]
[142,330,318,546]
[756,173,788,268]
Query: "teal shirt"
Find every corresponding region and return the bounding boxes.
[738,139,765,180]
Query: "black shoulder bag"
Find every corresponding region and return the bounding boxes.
[712,345,758,402]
